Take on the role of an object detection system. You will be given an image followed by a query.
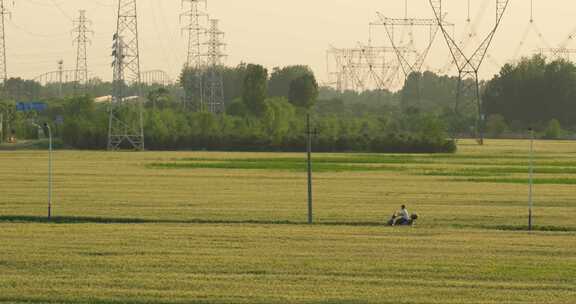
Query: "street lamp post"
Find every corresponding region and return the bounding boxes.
[528,128,534,231]
[0,111,3,144]
[306,112,313,225]
[33,122,53,219]
[46,123,53,219]
[0,103,6,144]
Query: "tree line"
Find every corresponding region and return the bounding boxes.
[483,55,576,138]
[0,63,455,153]
[3,55,575,152]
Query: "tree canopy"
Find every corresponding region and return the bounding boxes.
[242,64,269,116]
[484,55,576,130]
[288,73,319,109]
[268,65,313,98]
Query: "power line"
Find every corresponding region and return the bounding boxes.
[48,0,73,21]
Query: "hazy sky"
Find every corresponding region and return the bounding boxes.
[6,0,576,85]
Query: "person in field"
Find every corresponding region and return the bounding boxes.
[390,205,411,226]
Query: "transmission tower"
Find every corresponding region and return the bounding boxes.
[538,48,576,61]
[142,70,173,87]
[357,43,403,92]
[435,1,498,75]
[429,0,510,145]
[0,0,8,85]
[327,45,407,92]
[73,10,92,94]
[373,14,452,80]
[108,0,144,151]
[181,0,207,111]
[203,19,226,113]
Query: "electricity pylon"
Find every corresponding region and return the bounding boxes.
[0,0,9,85]
[73,10,92,94]
[0,0,7,144]
[142,70,173,86]
[374,14,452,80]
[108,0,144,151]
[327,45,408,92]
[429,0,510,145]
[538,48,576,61]
[181,0,207,111]
[203,19,225,113]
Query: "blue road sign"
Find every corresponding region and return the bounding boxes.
[16,102,48,112]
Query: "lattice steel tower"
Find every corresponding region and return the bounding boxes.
[327,45,405,92]
[429,0,510,145]
[203,19,225,113]
[73,10,91,94]
[182,0,206,110]
[0,0,8,85]
[108,0,144,151]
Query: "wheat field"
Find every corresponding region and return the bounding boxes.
[0,139,575,303]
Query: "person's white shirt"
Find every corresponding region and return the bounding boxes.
[400,208,410,220]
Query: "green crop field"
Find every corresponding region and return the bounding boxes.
[1,139,575,303]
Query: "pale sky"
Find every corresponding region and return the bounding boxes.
[5,0,576,85]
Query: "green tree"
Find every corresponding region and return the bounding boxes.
[147,88,175,110]
[242,64,268,116]
[4,78,42,101]
[226,98,248,117]
[263,97,296,144]
[268,65,313,98]
[288,73,319,109]
[484,55,576,128]
[222,63,247,103]
[544,119,563,139]
[486,114,508,138]
[60,97,107,149]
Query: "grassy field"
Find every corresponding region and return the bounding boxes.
[0,139,575,303]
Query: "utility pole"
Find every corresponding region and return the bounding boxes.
[528,128,535,231]
[0,0,8,86]
[0,106,3,144]
[108,0,144,151]
[73,10,92,95]
[203,19,225,113]
[32,122,53,219]
[306,112,316,224]
[46,123,53,219]
[0,102,11,144]
[182,0,206,111]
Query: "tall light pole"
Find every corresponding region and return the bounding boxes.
[0,108,3,144]
[33,122,53,219]
[306,113,313,224]
[528,128,535,231]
